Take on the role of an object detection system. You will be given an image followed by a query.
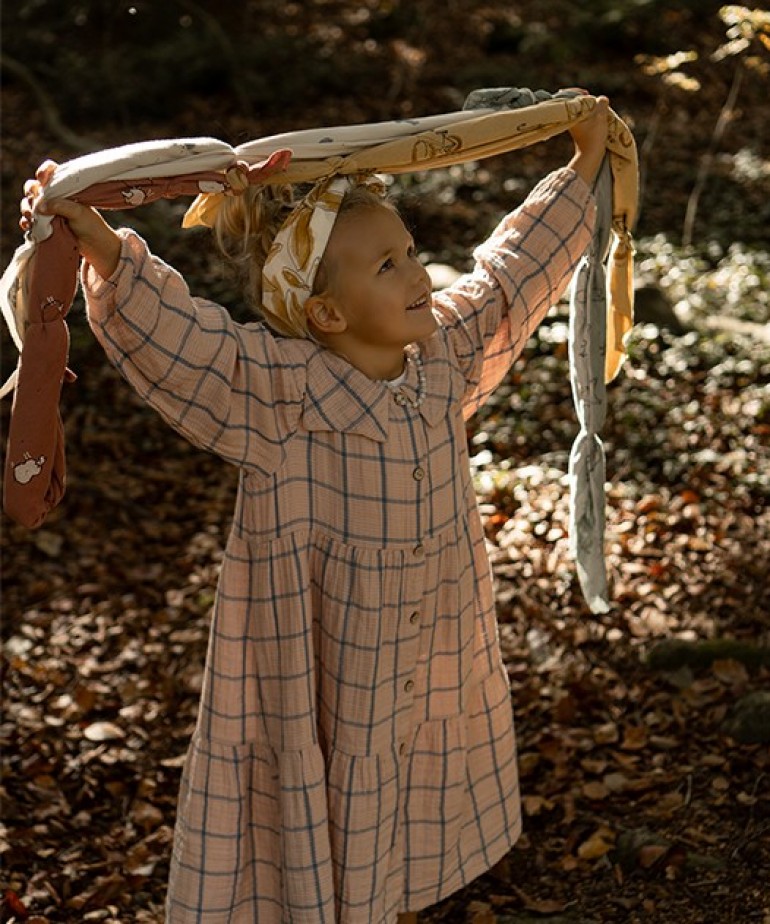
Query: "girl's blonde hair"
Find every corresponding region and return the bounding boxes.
[213,182,391,337]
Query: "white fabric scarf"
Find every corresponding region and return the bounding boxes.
[0,91,638,613]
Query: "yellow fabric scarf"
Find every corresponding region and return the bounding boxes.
[183,94,637,380]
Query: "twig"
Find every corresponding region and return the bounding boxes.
[637,93,665,219]
[684,772,694,807]
[730,773,768,860]
[682,62,744,247]
[0,53,99,153]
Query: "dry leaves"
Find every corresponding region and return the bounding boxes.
[2,4,770,922]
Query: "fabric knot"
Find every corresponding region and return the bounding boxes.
[611,224,634,260]
[223,163,251,194]
[182,148,292,228]
[40,296,65,323]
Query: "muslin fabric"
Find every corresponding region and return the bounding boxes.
[1,89,637,607]
[568,158,614,613]
[182,92,637,381]
[1,148,292,528]
[82,167,594,922]
[260,174,386,339]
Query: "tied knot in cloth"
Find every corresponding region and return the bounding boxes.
[1,142,292,528]
[181,157,289,229]
[0,90,639,618]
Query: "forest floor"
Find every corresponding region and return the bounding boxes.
[1,2,769,922]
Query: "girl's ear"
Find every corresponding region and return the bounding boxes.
[305,295,348,334]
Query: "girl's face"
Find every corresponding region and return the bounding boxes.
[320,204,436,377]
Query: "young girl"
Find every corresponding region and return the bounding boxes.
[24,97,609,924]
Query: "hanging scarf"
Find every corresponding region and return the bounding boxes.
[0,90,638,613]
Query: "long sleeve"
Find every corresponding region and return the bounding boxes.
[431,167,595,419]
[83,230,307,477]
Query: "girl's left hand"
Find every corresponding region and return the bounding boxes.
[567,95,611,186]
[569,95,610,155]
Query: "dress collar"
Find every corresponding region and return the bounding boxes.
[301,342,451,440]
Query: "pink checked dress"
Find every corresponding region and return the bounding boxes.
[83,167,594,923]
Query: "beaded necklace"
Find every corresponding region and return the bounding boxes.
[380,346,426,409]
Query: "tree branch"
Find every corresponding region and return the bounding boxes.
[1,53,99,154]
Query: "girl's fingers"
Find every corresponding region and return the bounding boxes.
[36,160,58,185]
[18,162,60,230]
[19,198,31,231]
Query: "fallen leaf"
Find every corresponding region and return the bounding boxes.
[637,494,663,514]
[512,886,568,914]
[2,889,29,920]
[33,530,64,557]
[711,659,749,685]
[521,794,554,816]
[83,721,125,742]
[651,790,685,817]
[553,692,578,723]
[583,780,610,800]
[130,800,165,832]
[603,772,630,793]
[639,844,669,868]
[594,722,620,744]
[577,828,615,859]
[580,757,608,774]
[467,900,496,923]
[621,725,648,750]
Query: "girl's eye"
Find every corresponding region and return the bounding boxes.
[378,258,394,273]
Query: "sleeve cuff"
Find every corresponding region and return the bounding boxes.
[530,165,593,207]
[81,228,143,323]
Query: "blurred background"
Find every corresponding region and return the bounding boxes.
[2,0,768,257]
[1,3,769,922]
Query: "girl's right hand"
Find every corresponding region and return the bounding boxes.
[20,159,122,280]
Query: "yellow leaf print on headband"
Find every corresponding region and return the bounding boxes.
[261,174,384,338]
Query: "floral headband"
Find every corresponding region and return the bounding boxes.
[259,173,385,338]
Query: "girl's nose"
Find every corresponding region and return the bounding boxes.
[414,259,431,289]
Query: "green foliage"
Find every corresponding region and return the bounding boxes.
[716,5,770,60]
[636,235,770,325]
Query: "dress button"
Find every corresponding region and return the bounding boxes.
[404,679,414,693]
[399,740,408,757]
[412,466,425,481]
[409,611,419,625]
[413,543,424,558]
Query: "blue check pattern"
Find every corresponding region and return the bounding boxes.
[84,167,594,923]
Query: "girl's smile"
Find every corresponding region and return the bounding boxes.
[307,203,437,380]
